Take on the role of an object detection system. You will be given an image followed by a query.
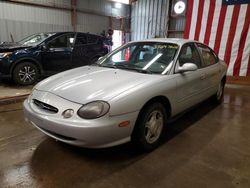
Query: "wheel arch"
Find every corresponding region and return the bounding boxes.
[131,95,172,151]
[222,75,226,85]
[140,96,172,118]
[11,57,43,75]
[132,96,172,133]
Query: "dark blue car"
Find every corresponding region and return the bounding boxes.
[0,32,108,85]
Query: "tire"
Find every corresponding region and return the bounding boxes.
[213,80,225,104]
[13,62,39,85]
[132,102,167,152]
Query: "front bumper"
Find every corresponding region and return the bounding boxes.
[0,58,11,77]
[23,90,139,148]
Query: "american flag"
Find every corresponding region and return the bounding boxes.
[184,0,250,76]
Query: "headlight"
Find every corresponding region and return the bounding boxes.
[77,101,110,119]
[0,52,12,58]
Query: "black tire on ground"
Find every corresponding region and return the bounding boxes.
[13,62,39,85]
[132,102,167,152]
[213,80,225,104]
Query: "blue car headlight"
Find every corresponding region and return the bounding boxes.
[0,52,12,58]
[77,101,110,119]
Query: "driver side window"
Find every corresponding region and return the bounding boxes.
[48,34,75,48]
[179,43,201,68]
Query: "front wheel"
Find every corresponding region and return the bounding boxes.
[13,62,39,85]
[132,102,167,152]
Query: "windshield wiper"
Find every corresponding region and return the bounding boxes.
[115,64,152,74]
[135,69,152,74]
[96,63,152,74]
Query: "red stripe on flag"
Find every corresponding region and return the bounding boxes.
[194,0,205,40]
[247,54,250,76]
[184,0,194,39]
[224,5,241,66]
[203,0,216,45]
[213,5,227,54]
[233,4,250,76]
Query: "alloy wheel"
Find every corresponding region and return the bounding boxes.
[18,66,36,83]
[144,110,164,144]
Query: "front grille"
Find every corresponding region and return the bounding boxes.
[33,99,58,113]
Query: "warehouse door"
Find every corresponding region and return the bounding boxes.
[112,30,122,51]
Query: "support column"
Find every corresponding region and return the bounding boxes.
[71,0,77,31]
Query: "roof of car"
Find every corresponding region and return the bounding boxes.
[43,32,102,37]
[132,38,197,46]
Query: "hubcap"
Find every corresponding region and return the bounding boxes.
[18,66,36,83]
[144,110,164,144]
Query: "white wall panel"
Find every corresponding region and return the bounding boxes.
[0,0,129,42]
[131,0,169,41]
[0,2,71,25]
[77,0,129,18]
[77,12,109,34]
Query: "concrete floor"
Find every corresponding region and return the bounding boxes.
[0,84,250,188]
[0,79,32,100]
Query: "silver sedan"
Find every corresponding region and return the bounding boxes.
[23,38,227,151]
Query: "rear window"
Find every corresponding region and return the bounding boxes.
[87,35,98,44]
[75,33,87,46]
[197,43,217,67]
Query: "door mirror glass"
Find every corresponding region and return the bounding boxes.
[178,63,198,73]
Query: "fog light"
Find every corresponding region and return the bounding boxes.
[62,109,74,118]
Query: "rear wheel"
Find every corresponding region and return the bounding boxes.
[132,102,167,152]
[13,62,39,85]
[213,80,225,104]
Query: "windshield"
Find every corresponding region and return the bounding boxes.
[18,33,55,46]
[97,42,179,74]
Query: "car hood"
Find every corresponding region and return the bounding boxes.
[35,66,160,104]
[0,42,31,52]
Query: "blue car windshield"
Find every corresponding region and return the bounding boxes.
[19,33,55,46]
[97,42,179,74]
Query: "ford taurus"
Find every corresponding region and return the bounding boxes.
[23,38,227,151]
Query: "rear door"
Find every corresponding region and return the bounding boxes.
[71,33,89,68]
[42,33,75,74]
[196,43,221,97]
[86,34,105,63]
[72,33,104,68]
[175,43,207,111]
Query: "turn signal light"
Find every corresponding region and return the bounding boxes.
[118,121,130,127]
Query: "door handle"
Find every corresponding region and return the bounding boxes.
[200,74,206,80]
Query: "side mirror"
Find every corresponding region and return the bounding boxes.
[41,44,48,51]
[178,63,198,73]
[98,56,104,61]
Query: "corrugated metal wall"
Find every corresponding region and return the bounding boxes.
[0,0,130,42]
[167,17,185,38]
[76,13,109,34]
[131,0,169,41]
[77,0,129,18]
[0,1,72,42]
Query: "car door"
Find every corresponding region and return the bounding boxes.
[41,33,75,74]
[85,34,104,63]
[175,43,207,111]
[196,43,221,98]
[71,33,90,68]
